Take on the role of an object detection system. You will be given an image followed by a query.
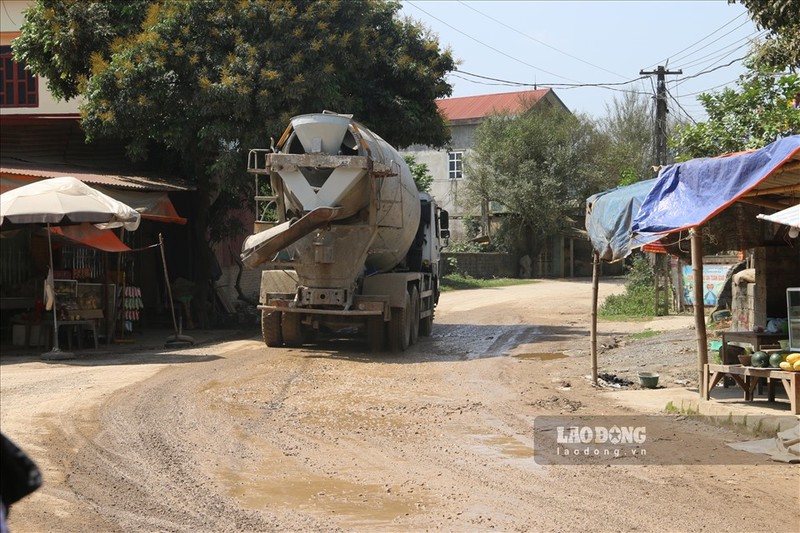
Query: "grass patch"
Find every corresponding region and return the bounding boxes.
[440,273,537,292]
[664,401,699,416]
[628,329,660,340]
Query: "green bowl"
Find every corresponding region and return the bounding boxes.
[638,372,660,389]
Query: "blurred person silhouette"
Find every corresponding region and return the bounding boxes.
[1,433,42,532]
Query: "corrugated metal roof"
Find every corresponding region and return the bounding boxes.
[436,89,552,121]
[0,159,191,192]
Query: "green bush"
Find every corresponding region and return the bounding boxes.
[625,254,654,290]
[600,254,656,317]
[600,285,656,316]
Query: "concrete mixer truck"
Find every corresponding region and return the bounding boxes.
[241,112,449,352]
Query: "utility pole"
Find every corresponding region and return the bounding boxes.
[640,65,682,167]
[640,66,681,316]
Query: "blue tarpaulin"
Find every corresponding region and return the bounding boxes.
[631,136,800,246]
[585,178,656,262]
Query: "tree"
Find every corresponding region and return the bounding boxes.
[738,0,800,70]
[597,91,657,186]
[463,106,604,258]
[14,0,455,324]
[672,51,799,159]
[673,0,800,159]
[404,155,433,193]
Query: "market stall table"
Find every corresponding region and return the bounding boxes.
[720,331,789,364]
[703,363,800,415]
[22,319,100,350]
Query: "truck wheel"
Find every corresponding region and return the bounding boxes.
[388,292,411,352]
[367,316,385,352]
[409,286,420,345]
[420,308,433,337]
[262,311,283,347]
[282,313,305,347]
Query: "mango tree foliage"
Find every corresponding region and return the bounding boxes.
[739,0,800,70]
[15,0,454,164]
[14,0,454,324]
[672,54,800,159]
[13,0,151,101]
[463,107,603,257]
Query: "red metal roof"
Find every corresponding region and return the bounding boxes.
[436,89,552,121]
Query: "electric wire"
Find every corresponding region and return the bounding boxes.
[454,69,650,95]
[646,12,748,69]
[406,1,757,118]
[454,0,628,80]
[406,0,581,83]
[667,18,754,66]
[677,30,764,71]
[666,88,698,125]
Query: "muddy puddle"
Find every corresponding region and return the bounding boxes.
[218,467,430,525]
[468,426,535,460]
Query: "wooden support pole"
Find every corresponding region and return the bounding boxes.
[691,228,708,395]
[591,251,600,385]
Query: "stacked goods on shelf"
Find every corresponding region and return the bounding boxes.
[119,286,143,331]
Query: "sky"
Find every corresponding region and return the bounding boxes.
[399,0,763,122]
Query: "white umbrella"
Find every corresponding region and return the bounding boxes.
[1,177,140,359]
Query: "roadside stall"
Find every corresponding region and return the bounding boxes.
[0,177,140,359]
[586,135,800,413]
[0,174,188,349]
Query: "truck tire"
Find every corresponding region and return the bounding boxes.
[420,308,433,337]
[409,286,420,345]
[367,316,385,352]
[282,313,305,347]
[262,311,283,347]
[388,292,411,352]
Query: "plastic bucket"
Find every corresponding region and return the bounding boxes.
[638,372,660,389]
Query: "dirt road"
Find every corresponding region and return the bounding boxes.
[1,279,798,532]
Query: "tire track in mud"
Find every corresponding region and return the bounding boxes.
[60,346,333,532]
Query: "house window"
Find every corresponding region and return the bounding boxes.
[1,46,38,107]
[448,151,463,180]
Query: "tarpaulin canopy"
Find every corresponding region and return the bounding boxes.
[585,178,656,262]
[631,135,800,246]
[48,223,131,253]
[95,186,187,225]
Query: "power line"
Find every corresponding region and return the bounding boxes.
[646,12,748,69]
[666,88,698,125]
[668,18,754,66]
[455,0,627,80]
[453,69,650,94]
[678,56,747,83]
[405,0,580,83]
[677,30,764,71]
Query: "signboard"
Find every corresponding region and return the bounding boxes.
[682,264,735,306]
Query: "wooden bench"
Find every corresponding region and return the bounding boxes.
[703,364,800,415]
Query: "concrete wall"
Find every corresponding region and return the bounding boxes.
[441,252,518,278]
[732,245,800,331]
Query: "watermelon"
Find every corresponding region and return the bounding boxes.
[769,352,785,368]
[751,351,769,368]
